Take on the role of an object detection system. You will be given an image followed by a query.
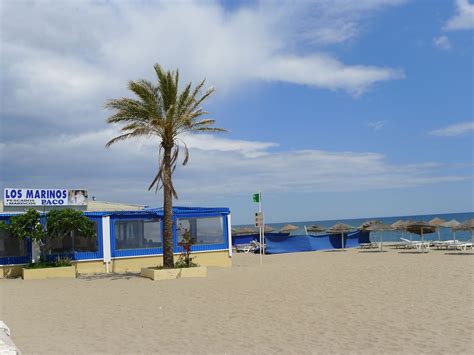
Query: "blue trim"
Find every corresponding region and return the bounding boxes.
[0,215,32,265]
[46,216,103,261]
[110,215,164,258]
[174,214,229,253]
[0,207,231,264]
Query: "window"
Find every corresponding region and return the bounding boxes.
[114,219,162,250]
[0,229,28,257]
[47,222,99,254]
[177,217,224,246]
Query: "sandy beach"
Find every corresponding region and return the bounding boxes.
[1,247,473,354]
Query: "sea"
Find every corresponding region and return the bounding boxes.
[236,212,474,242]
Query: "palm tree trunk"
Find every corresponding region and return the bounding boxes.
[162,145,174,268]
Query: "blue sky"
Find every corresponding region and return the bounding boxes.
[0,0,473,224]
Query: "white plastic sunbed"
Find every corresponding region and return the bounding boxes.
[400,238,430,251]
[432,240,457,249]
[359,242,378,249]
[446,241,473,251]
[235,243,256,253]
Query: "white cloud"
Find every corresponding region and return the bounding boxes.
[429,121,474,136]
[292,0,408,44]
[1,131,470,205]
[444,0,474,31]
[0,0,407,142]
[258,55,403,95]
[367,120,388,131]
[433,35,452,50]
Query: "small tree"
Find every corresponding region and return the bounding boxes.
[3,208,96,262]
[4,209,44,258]
[46,209,96,253]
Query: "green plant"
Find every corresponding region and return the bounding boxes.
[105,64,225,268]
[54,256,72,267]
[5,208,95,263]
[175,229,197,268]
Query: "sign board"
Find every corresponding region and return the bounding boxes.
[255,212,264,227]
[3,188,88,207]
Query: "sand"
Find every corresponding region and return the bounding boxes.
[1,247,473,354]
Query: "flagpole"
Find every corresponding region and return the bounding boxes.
[259,191,262,265]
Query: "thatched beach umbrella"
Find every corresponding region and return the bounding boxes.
[406,221,436,253]
[263,225,275,233]
[429,217,446,242]
[364,221,394,251]
[357,220,379,230]
[440,219,461,242]
[326,223,354,250]
[306,224,326,233]
[280,224,299,233]
[455,219,474,242]
[391,220,406,230]
[233,226,258,235]
[456,218,474,230]
[392,219,413,241]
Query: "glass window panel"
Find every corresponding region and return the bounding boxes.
[177,217,224,246]
[0,229,28,257]
[114,219,162,250]
[47,222,99,254]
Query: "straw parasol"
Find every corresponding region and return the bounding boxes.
[306,224,326,233]
[364,221,394,251]
[391,219,413,241]
[455,218,474,231]
[280,224,299,233]
[326,223,354,250]
[455,219,474,242]
[440,219,461,242]
[263,225,275,233]
[391,219,406,230]
[429,217,446,242]
[357,220,379,230]
[406,221,436,253]
[233,226,257,235]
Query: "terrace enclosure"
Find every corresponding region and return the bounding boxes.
[0,203,232,278]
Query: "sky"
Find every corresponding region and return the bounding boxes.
[0,0,473,224]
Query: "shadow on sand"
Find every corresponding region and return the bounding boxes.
[444,252,474,256]
[78,272,142,281]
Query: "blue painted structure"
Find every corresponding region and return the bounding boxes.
[264,231,370,254]
[0,206,230,265]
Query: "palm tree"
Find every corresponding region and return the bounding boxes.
[105,64,225,268]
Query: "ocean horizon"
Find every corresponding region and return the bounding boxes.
[236,211,474,242]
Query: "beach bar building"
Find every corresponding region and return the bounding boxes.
[0,191,232,278]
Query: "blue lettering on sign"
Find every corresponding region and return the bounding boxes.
[34,190,40,198]
[6,189,23,198]
[26,190,33,198]
[62,190,67,198]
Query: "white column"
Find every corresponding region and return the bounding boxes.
[227,214,233,257]
[102,216,111,272]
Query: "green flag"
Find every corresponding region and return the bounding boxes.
[252,193,260,203]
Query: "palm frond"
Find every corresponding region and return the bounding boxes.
[105,128,150,148]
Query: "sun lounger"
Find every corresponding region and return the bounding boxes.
[360,242,378,249]
[251,240,265,252]
[235,243,256,253]
[400,238,430,250]
[432,240,457,249]
[446,241,473,251]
